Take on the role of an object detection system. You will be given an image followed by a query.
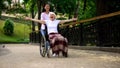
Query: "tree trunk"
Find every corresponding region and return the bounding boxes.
[31,2,36,31]
[83,0,87,14]
[37,0,42,30]
[74,0,80,18]
[31,12,35,31]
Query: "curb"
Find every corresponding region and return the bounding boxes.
[69,46,120,53]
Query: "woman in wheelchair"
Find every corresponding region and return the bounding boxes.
[25,12,77,57]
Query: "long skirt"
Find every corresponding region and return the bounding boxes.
[49,33,68,53]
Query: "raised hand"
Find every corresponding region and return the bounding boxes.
[25,17,31,20]
[72,18,77,21]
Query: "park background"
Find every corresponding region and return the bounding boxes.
[0,0,120,47]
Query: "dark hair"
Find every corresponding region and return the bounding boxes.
[42,3,51,12]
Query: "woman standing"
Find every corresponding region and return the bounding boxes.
[40,4,51,38]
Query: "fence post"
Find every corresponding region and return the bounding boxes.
[79,23,84,46]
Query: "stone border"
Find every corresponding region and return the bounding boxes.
[69,46,120,53]
[0,44,120,53]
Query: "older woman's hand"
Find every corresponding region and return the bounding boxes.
[72,18,77,21]
[25,17,31,20]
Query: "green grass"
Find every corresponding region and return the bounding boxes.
[0,20,31,43]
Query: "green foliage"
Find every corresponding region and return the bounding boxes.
[0,0,4,17]
[51,0,77,18]
[6,0,27,14]
[0,20,31,42]
[50,0,96,19]
[78,0,96,20]
[3,19,14,35]
[0,0,12,17]
[6,0,12,5]
[6,7,27,14]
[26,0,37,13]
[23,0,29,3]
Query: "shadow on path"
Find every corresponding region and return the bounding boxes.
[0,45,11,56]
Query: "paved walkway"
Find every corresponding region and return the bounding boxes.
[0,44,120,68]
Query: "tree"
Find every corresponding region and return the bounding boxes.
[23,0,29,9]
[0,0,11,17]
[3,19,14,35]
[78,0,96,20]
[83,0,87,14]
[23,0,38,31]
[6,0,12,8]
[29,0,37,31]
[74,0,80,18]
[51,0,78,18]
[0,0,4,18]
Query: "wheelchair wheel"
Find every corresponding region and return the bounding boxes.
[39,36,51,58]
[62,47,68,57]
[62,51,68,57]
[39,37,46,57]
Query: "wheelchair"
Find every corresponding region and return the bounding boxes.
[39,25,68,58]
[39,29,50,57]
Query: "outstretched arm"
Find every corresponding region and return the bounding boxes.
[25,17,45,24]
[59,18,77,24]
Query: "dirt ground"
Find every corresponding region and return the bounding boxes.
[0,44,120,68]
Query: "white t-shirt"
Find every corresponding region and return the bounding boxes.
[45,20,60,34]
[40,12,51,30]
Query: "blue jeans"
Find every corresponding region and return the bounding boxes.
[40,29,49,41]
[40,29,46,37]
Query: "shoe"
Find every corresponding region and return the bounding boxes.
[52,53,56,57]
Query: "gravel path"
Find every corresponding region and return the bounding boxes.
[0,44,120,68]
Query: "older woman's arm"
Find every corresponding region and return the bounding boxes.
[59,18,77,24]
[25,17,45,24]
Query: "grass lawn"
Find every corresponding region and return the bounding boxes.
[0,20,31,43]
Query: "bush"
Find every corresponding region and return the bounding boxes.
[6,7,27,14]
[3,19,14,35]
